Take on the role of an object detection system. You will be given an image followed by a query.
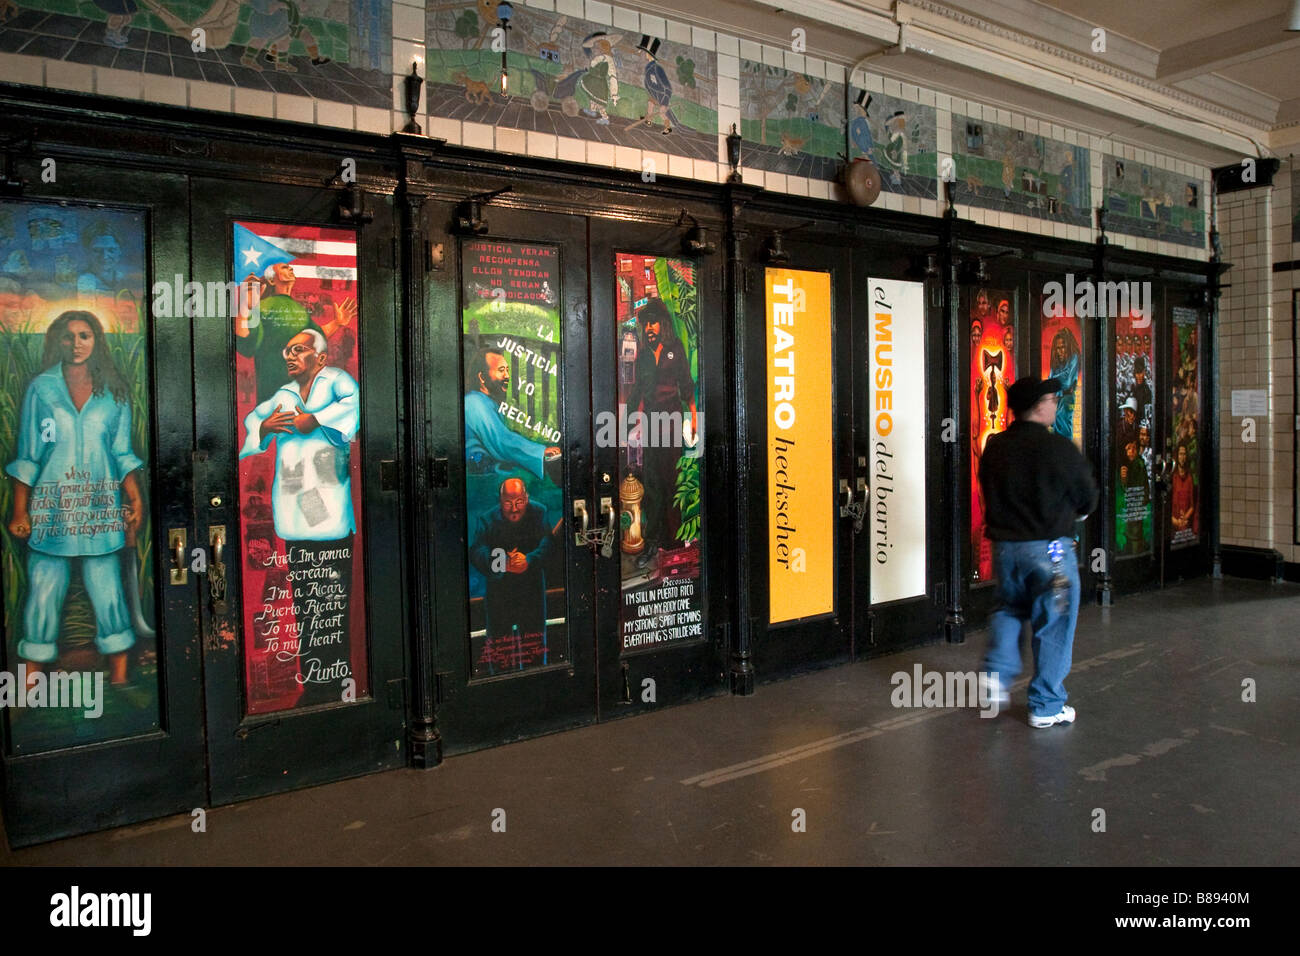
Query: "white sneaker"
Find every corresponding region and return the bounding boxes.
[1029,705,1076,728]
[980,673,1010,706]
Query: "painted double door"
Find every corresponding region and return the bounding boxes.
[425,202,729,752]
[0,165,407,847]
[962,266,1210,614]
[739,227,948,674]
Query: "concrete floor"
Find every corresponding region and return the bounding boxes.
[3,576,1296,866]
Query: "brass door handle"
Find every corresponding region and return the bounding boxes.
[600,497,616,558]
[210,526,225,566]
[169,528,187,585]
[573,499,589,547]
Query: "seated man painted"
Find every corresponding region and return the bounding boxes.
[468,477,554,670]
[463,347,560,480]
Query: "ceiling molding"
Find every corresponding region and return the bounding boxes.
[1156,13,1300,85]
[899,0,1273,130]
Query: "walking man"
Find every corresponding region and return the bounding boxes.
[978,377,1098,727]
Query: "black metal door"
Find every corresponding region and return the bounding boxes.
[853,258,948,652]
[1,164,205,847]
[1031,266,1097,599]
[738,228,854,675]
[962,268,1026,624]
[1107,276,1162,594]
[589,217,729,715]
[188,177,407,805]
[1159,285,1210,584]
[427,202,599,752]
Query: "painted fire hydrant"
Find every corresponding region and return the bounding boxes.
[619,472,645,554]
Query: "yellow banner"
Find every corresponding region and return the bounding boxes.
[767,268,834,623]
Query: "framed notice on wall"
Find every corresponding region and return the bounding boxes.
[867,277,926,604]
[765,268,834,624]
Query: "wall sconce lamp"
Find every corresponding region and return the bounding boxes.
[402,62,424,134]
[678,211,716,256]
[761,221,814,264]
[454,185,513,235]
[904,248,943,280]
[0,132,33,197]
[498,2,514,95]
[324,162,374,225]
[725,124,743,183]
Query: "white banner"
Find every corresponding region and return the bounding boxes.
[867,278,927,604]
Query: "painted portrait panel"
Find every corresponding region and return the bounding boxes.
[1,199,159,754]
[233,221,369,713]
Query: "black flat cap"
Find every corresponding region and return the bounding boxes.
[1008,376,1062,416]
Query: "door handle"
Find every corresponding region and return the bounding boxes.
[169,528,187,585]
[209,524,228,616]
[573,499,590,547]
[599,496,616,558]
[839,476,867,533]
[853,476,869,534]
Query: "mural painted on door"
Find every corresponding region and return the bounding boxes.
[461,239,567,679]
[614,253,702,651]
[1170,307,1200,548]
[0,200,159,754]
[1114,313,1154,556]
[970,289,1015,583]
[1041,307,1083,448]
[233,220,369,713]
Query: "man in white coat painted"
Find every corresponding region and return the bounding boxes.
[240,328,359,706]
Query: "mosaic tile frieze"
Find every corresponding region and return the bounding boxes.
[950,113,1091,227]
[847,84,936,198]
[0,0,392,109]
[1103,154,1205,249]
[737,59,843,182]
[425,2,719,162]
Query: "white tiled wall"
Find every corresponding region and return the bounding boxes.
[1,0,1218,256]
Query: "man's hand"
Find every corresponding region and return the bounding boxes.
[293,410,319,434]
[1120,465,1128,481]
[506,549,528,573]
[235,274,261,336]
[336,297,356,328]
[259,404,296,443]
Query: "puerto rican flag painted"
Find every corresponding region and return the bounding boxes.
[233,221,358,284]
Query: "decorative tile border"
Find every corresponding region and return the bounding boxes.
[1102,153,1206,249]
[0,0,1216,255]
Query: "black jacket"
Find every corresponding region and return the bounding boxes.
[978,420,1099,541]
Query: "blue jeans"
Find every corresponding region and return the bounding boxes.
[982,538,1081,718]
